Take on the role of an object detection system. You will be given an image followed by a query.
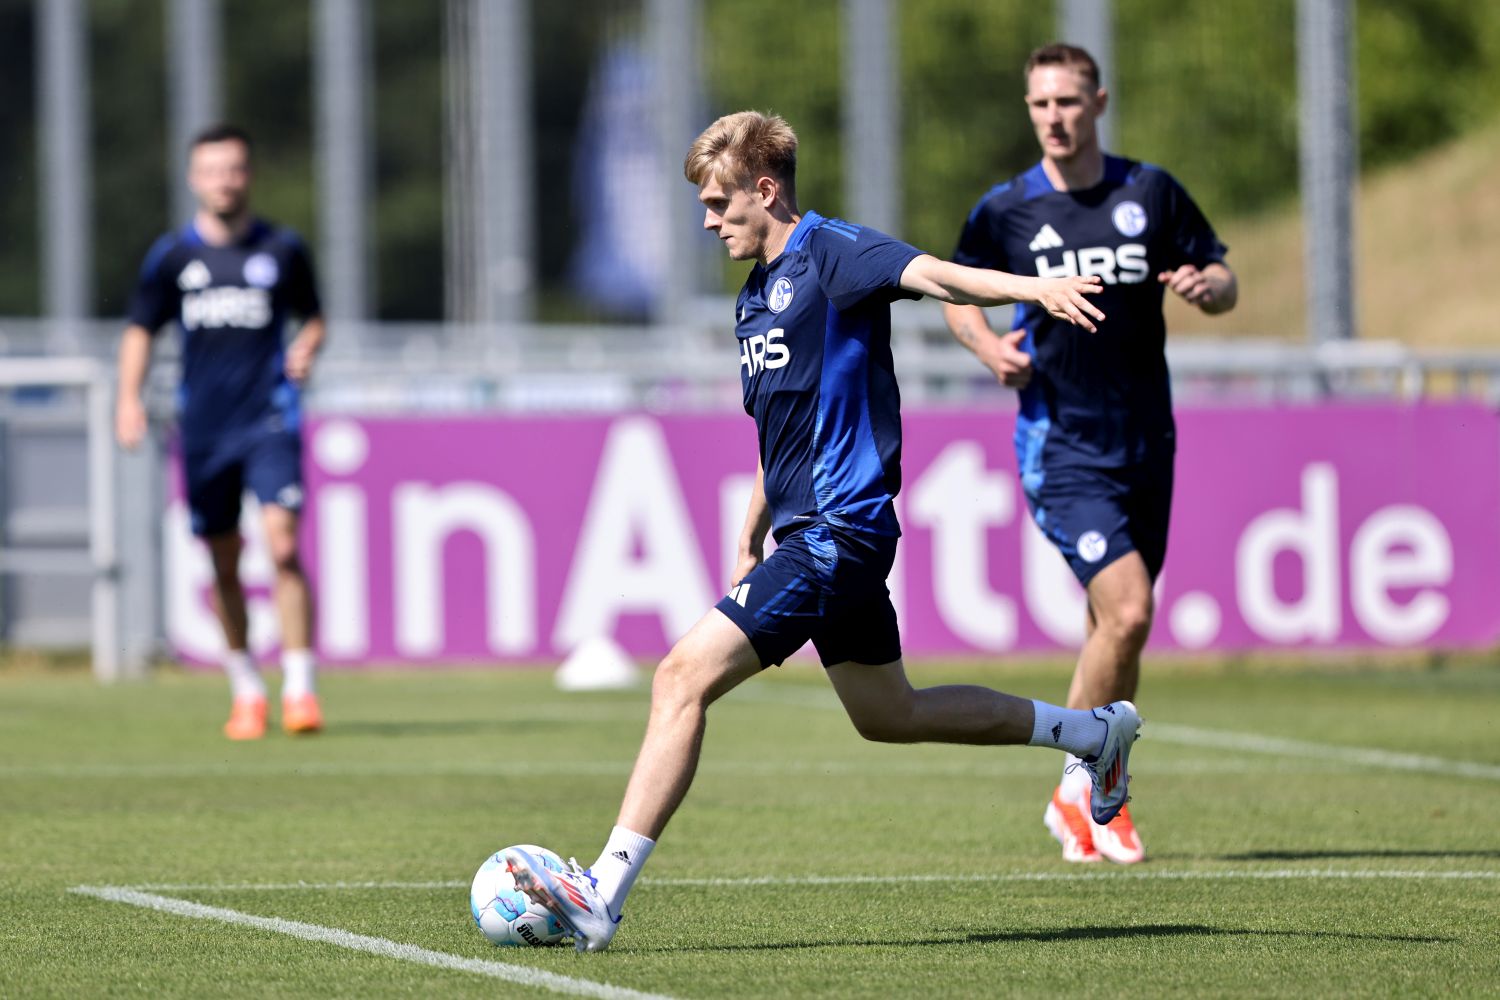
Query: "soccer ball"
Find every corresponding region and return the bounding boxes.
[469,845,569,947]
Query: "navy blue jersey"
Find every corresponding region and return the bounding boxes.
[128,219,321,454]
[953,156,1226,467]
[735,211,923,541]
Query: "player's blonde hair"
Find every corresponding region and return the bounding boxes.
[684,111,798,200]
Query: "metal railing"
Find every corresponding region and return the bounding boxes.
[0,356,124,681]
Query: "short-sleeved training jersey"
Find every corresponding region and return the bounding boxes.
[734,211,923,542]
[953,155,1226,467]
[128,219,321,454]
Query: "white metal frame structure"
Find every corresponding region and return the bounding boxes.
[0,357,124,681]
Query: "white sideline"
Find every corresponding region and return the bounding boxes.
[1146,722,1500,781]
[69,885,674,1000]
[115,868,1500,893]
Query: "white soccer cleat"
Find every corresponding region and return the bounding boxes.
[1088,799,1146,865]
[503,846,621,953]
[1076,700,1141,825]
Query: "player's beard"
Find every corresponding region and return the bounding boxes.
[211,196,250,226]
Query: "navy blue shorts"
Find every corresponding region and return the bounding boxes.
[1022,451,1174,586]
[714,523,902,669]
[184,429,304,537]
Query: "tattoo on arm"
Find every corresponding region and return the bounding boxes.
[952,318,985,352]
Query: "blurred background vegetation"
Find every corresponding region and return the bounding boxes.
[0,0,1496,322]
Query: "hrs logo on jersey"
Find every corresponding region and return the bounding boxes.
[740,328,790,377]
[182,286,273,331]
[1035,244,1149,285]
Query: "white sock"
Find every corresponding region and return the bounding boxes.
[589,826,655,916]
[1028,700,1107,759]
[224,649,265,701]
[281,648,317,699]
[1058,754,1093,802]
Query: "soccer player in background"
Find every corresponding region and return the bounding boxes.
[504,110,1142,953]
[942,44,1237,865]
[115,124,326,741]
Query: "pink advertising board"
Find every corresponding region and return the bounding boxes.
[165,403,1500,664]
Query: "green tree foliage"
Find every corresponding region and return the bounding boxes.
[899,1,1055,256]
[0,1,39,315]
[1112,0,1299,223]
[1356,0,1500,170]
[91,0,167,320]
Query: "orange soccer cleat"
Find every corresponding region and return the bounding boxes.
[281,693,324,734]
[223,696,268,740]
[1043,786,1101,863]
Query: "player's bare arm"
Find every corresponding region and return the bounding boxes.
[284,314,327,383]
[900,255,1105,332]
[1158,261,1237,315]
[941,303,1034,389]
[732,463,772,586]
[115,324,155,450]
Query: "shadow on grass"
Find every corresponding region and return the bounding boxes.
[649,923,1453,953]
[1217,849,1500,861]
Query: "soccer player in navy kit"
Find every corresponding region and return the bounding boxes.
[943,44,1237,865]
[115,125,327,741]
[505,111,1142,953]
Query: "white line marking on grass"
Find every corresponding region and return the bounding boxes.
[643,869,1500,886]
[1148,723,1500,782]
[69,886,673,1000]
[118,869,1500,893]
[730,688,1500,782]
[0,761,635,780]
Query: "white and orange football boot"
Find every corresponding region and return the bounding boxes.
[223,696,267,740]
[1089,797,1146,865]
[1044,787,1102,863]
[281,693,324,735]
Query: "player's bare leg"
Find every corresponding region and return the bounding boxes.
[262,503,321,732]
[831,658,1139,826]
[510,610,761,952]
[616,610,763,839]
[1054,551,1153,862]
[261,503,311,650]
[826,659,1035,744]
[1068,552,1154,710]
[205,531,264,738]
[206,531,249,650]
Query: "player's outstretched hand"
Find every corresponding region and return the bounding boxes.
[1034,275,1105,332]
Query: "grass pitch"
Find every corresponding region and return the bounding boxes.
[2,657,1498,998]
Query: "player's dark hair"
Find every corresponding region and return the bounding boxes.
[189,123,253,155]
[684,111,797,202]
[1025,43,1101,90]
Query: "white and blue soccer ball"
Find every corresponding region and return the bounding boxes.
[470,844,568,947]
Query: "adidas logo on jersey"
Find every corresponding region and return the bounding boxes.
[727,583,751,607]
[1028,224,1064,252]
[177,260,212,291]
